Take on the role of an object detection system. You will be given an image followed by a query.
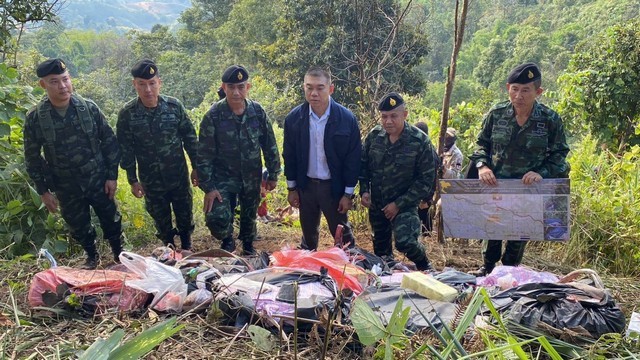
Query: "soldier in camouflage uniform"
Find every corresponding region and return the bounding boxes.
[23,58,123,269]
[197,65,281,255]
[360,93,436,271]
[469,63,570,276]
[117,59,198,250]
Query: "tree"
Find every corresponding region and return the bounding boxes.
[558,20,640,153]
[260,0,429,130]
[0,0,64,65]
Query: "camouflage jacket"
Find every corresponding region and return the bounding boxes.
[197,99,281,194]
[360,122,436,211]
[117,95,198,191]
[469,101,570,179]
[24,94,120,195]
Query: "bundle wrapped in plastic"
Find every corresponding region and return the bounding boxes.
[477,265,559,290]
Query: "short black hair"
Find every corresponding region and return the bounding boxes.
[414,121,429,135]
[305,66,332,83]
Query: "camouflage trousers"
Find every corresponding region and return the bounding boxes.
[56,182,122,257]
[482,240,527,266]
[144,182,194,244]
[368,207,428,264]
[205,185,260,245]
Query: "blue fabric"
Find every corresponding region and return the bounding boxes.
[283,99,361,199]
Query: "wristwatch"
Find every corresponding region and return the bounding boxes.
[287,186,297,192]
[343,192,355,199]
[475,161,486,169]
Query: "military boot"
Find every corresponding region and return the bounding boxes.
[221,236,235,252]
[162,231,177,248]
[81,252,100,270]
[242,241,256,256]
[415,258,434,272]
[108,234,124,263]
[469,263,495,277]
[179,232,192,251]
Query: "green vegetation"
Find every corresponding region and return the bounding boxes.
[1,6,640,359]
[0,0,638,275]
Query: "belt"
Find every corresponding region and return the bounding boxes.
[307,177,331,183]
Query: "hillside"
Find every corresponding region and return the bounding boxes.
[58,0,192,31]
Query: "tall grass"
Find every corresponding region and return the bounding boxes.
[563,135,640,274]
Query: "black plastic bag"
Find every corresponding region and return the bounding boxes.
[491,282,625,339]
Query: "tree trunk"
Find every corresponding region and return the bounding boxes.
[435,0,469,244]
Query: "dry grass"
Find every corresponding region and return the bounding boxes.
[2,221,639,359]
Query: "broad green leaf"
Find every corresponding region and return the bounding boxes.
[0,122,10,136]
[28,184,41,207]
[247,325,275,352]
[107,317,184,359]
[13,230,24,245]
[386,297,411,346]
[6,199,23,215]
[54,240,68,253]
[79,329,125,360]
[350,297,385,346]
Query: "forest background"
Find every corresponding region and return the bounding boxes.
[0,0,639,277]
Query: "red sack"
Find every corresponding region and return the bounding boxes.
[270,248,366,294]
[28,267,148,313]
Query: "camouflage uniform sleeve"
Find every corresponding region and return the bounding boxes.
[257,105,281,181]
[344,114,362,189]
[177,102,198,169]
[469,111,494,166]
[196,108,217,193]
[535,113,570,178]
[23,110,50,195]
[92,103,120,180]
[395,139,435,211]
[282,111,297,183]
[116,107,138,184]
[358,131,373,195]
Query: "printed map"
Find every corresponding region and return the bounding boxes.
[440,179,570,241]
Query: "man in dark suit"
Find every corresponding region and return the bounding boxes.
[282,66,361,250]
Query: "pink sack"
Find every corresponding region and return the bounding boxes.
[28,267,148,313]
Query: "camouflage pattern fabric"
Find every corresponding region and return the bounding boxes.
[368,209,426,264]
[23,95,122,255]
[202,187,260,244]
[197,99,281,244]
[56,184,123,257]
[24,95,120,194]
[469,101,570,179]
[360,122,436,264]
[117,95,197,242]
[442,144,464,179]
[469,100,569,267]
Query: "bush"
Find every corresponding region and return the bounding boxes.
[0,63,67,258]
[564,135,640,274]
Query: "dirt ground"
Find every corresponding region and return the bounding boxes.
[2,219,640,359]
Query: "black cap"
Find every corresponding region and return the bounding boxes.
[221,65,249,83]
[378,92,405,111]
[131,59,158,79]
[36,58,67,78]
[507,63,541,84]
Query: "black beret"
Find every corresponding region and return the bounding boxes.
[378,92,405,111]
[507,63,541,84]
[221,65,249,83]
[36,58,67,78]
[131,59,158,79]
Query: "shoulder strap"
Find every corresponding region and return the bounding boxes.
[36,97,57,163]
[71,94,99,156]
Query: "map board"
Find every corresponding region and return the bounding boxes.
[440,179,570,241]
